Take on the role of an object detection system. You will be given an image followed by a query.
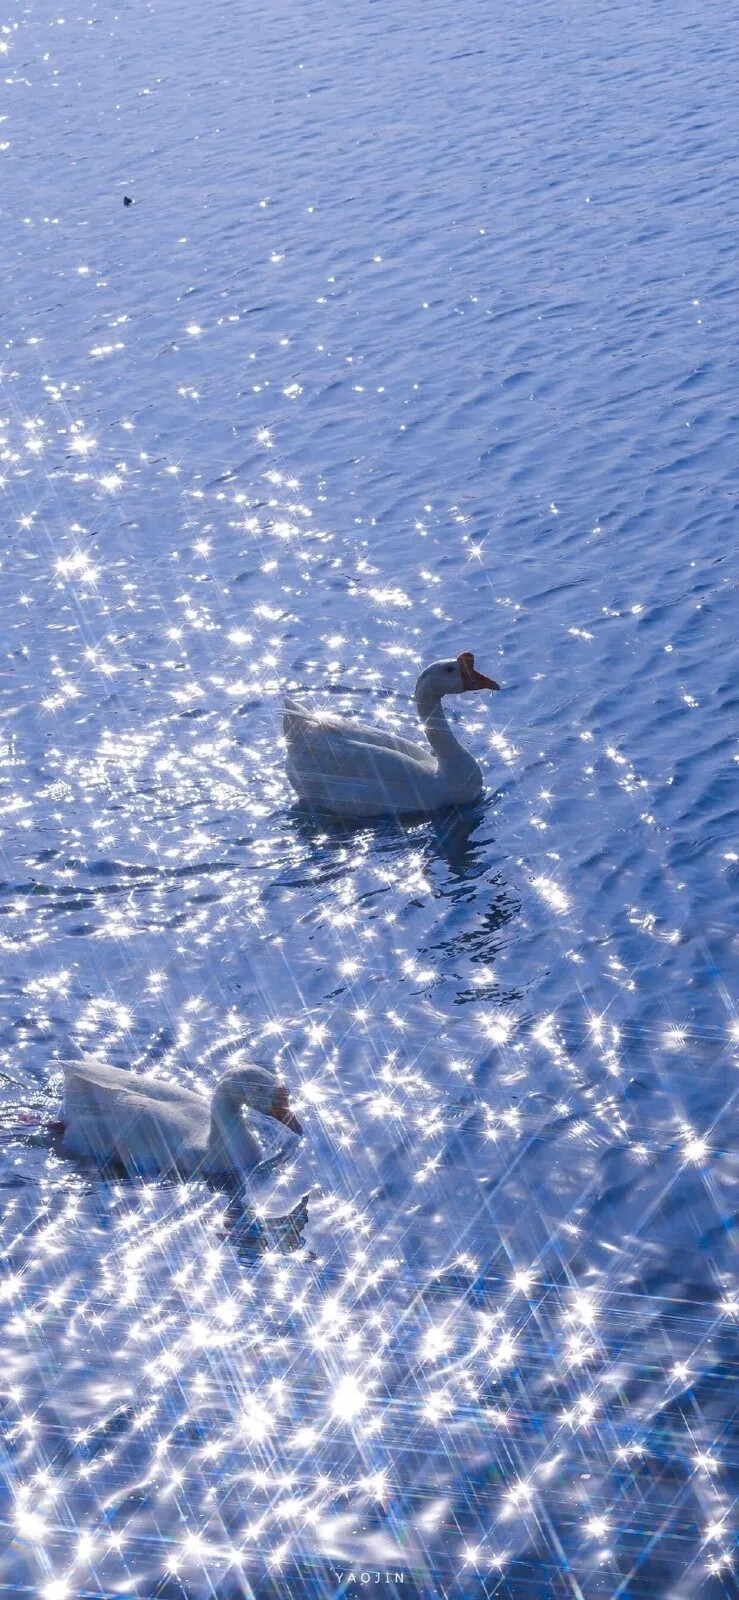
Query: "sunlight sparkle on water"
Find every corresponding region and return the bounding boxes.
[1,2,737,1592]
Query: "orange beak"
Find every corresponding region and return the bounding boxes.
[271,1087,303,1136]
[457,651,500,692]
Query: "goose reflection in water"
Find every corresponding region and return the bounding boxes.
[222,1189,311,1260]
[428,796,490,876]
[288,792,494,878]
[286,789,518,1006]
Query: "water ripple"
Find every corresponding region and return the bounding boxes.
[2,0,739,1593]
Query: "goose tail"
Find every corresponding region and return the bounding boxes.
[283,695,313,739]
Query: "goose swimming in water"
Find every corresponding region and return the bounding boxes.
[284,651,500,817]
[49,1059,302,1182]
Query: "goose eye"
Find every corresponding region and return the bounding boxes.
[444,665,454,674]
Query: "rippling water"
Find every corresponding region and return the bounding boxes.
[2,1,739,1595]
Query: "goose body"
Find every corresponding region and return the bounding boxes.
[57,1058,302,1181]
[284,652,499,817]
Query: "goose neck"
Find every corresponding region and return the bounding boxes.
[208,1085,261,1173]
[416,691,467,767]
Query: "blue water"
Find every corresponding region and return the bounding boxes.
[2,0,739,1594]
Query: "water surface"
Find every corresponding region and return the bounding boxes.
[2,0,739,1595]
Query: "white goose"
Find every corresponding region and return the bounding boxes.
[50,1059,302,1182]
[284,652,500,817]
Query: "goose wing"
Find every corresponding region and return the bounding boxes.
[62,1060,209,1175]
[283,696,431,763]
[284,705,438,814]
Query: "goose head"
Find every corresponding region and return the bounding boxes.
[415,652,499,712]
[211,1064,303,1138]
